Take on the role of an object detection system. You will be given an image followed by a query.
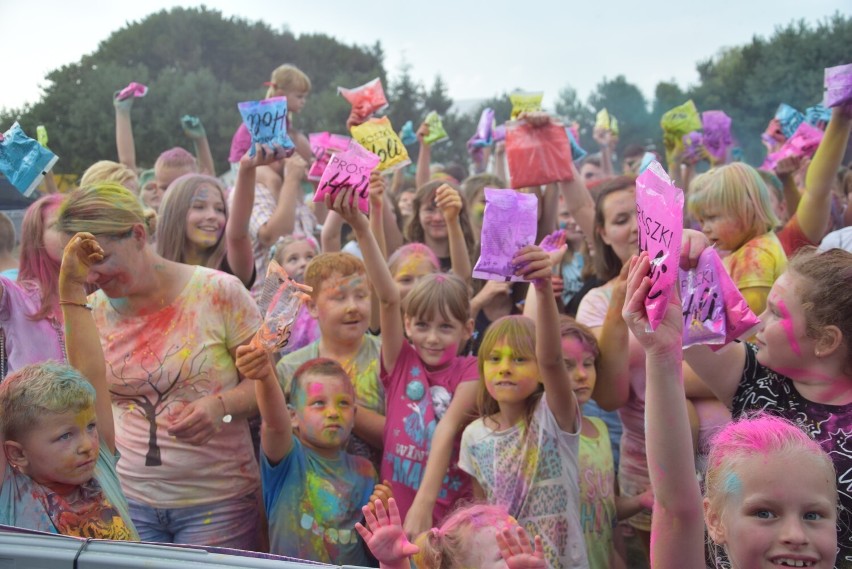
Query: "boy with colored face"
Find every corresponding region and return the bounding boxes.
[235,350,389,564]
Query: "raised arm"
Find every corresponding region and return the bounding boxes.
[415,122,431,189]
[59,233,115,452]
[258,154,308,247]
[436,184,472,285]
[556,165,596,251]
[622,253,705,569]
[798,107,852,243]
[320,210,344,253]
[114,94,137,171]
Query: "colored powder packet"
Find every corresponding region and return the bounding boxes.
[805,104,832,129]
[312,142,380,214]
[116,81,148,101]
[0,122,59,197]
[423,111,449,145]
[509,91,543,120]
[308,133,351,181]
[36,125,48,148]
[399,121,417,146]
[760,122,824,171]
[681,131,705,164]
[661,100,701,167]
[493,123,507,143]
[595,109,611,131]
[505,119,574,188]
[473,188,539,282]
[251,261,312,352]
[701,110,732,164]
[679,247,726,348]
[566,128,587,162]
[710,250,761,351]
[774,103,804,140]
[350,116,411,173]
[762,118,786,148]
[635,160,684,331]
[823,63,852,108]
[638,152,656,174]
[338,77,389,121]
[237,97,295,158]
[610,116,620,136]
[539,229,567,252]
[469,108,495,149]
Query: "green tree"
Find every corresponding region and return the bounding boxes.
[588,75,655,154]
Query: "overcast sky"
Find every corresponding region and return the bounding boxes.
[0,0,846,113]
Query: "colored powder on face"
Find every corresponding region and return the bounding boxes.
[723,471,742,495]
[777,299,802,357]
[306,382,325,398]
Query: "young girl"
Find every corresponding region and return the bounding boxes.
[458,244,588,568]
[388,243,440,301]
[327,186,478,539]
[623,251,840,569]
[272,233,320,355]
[688,162,786,315]
[156,173,254,288]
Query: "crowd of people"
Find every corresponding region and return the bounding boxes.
[1,59,851,569]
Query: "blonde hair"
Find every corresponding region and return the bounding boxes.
[688,163,779,244]
[265,64,311,99]
[80,160,139,194]
[403,273,470,325]
[0,362,95,441]
[56,182,156,238]
[272,234,320,267]
[156,174,227,270]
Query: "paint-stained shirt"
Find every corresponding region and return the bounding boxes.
[380,341,477,524]
[578,417,616,569]
[732,342,852,568]
[723,231,787,315]
[0,276,65,374]
[262,438,375,564]
[459,394,588,569]
[91,267,261,508]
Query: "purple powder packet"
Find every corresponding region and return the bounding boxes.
[471,108,495,148]
[701,110,732,163]
[679,247,726,348]
[775,104,804,140]
[681,131,704,163]
[493,124,507,143]
[635,161,684,331]
[824,63,852,108]
[313,143,380,214]
[473,188,539,282]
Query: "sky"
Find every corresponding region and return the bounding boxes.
[0,0,847,113]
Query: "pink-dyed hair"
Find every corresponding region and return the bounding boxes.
[412,503,515,569]
[154,147,197,172]
[388,243,441,277]
[18,194,64,321]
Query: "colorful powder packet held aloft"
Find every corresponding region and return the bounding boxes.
[36,125,48,148]
[823,63,852,109]
[252,261,313,352]
[0,122,59,197]
[804,105,831,129]
[339,77,389,122]
[399,121,417,146]
[493,124,507,143]
[635,160,684,331]
[505,119,574,188]
[237,97,295,157]
[566,128,587,162]
[307,133,351,181]
[681,131,705,164]
[469,108,495,149]
[774,103,804,140]
[661,100,701,167]
[473,188,539,282]
[638,152,656,174]
[423,111,449,145]
[701,110,732,164]
[350,116,411,173]
[116,81,148,101]
[709,249,761,351]
[313,142,380,214]
[509,91,543,120]
[760,122,824,171]
[679,247,727,348]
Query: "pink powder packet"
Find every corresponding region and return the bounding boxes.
[635,160,684,331]
[679,247,726,348]
[824,63,852,108]
[338,77,389,121]
[760,122,824,171]
[473,188,539,282]
[312,143,380,214]
[116,82,148,101]
[252,261,312,352]
[307,133,351,181]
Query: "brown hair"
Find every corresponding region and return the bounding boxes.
[404,181,477,258]
[592,175,636,281]
[304,252,366,300]
[403,273,470,325]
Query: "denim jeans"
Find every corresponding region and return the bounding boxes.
[128,492,261,551]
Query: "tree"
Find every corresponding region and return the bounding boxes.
[588,75,655,154]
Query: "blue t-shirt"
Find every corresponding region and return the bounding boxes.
[262,437,376,564]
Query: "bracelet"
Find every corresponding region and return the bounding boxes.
[59,299,92,311]
[216,394,233,424]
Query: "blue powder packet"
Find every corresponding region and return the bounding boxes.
[566,128,588,162]
[804,105,831,128]
[237,97,294,157]
[399,120,417,146]
[775,103,804,140]
[0,122,58,197]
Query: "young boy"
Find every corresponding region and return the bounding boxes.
[235,349,382,564]
[275,252,385,468]
[0,233,137,539]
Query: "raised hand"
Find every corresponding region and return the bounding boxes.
[59,232,104,288]
[512,245,553,287]
[497,525,546,569]
[355,498,419,568]
[235,344,276,383]
[621,252,683,356]
[435,184,462,223]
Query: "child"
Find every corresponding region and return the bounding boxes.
[271,234,320,355]
[328,187,478,538]
[688,162,786,315]
[275,252,384,468]
[0,212,18,280]
[235,350,380,564]
[623,251,839,569]
[357,497,546,569]
[388,243,440,302]
[458,246,588,568]
[0,233,137,540]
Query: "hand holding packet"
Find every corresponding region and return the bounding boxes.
[505,117,574,188]
[307,133,351,181]
[423,111,448,145]
[760,122,823,171]
[116,81,148,101]
[312,143,380,214]
[661,100,701,166]
[0,122,59,197]
[252,261,313,352]
[510,92,543,120]
[350,117,411,172]
[681,131,705,164]
[470,108,495,148]
[679,247,727,348]
[473,188,539,281]
[635,160,684,331]
[237,97,294,158]
[824,63,852,111]
[338,77,389,122]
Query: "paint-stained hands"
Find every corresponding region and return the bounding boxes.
[355,498,420,569]
[240,143,287,169]
[60,232,104,288]
[326,186,369,232]
[497,525,546,569]
[512,245,554,288]
[621,252,684,356]
[235,344,277,384]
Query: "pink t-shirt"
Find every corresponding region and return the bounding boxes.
[0,276,65,374]
[380,341,478,524]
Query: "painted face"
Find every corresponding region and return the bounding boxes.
[482,340,540,406]
[278,240,316,283]
[561,337,597,405]
[309,273,371,345]
[580,161,603,183]
[292,374,355,458]
[42,204,64,264]
[12,406,99,495]
[393,254,438,301]
[83,232,139,298]
[697,207,748,252]
[185,184,226,250]
[140,180,165,212]
[282,89,309,114]
[397,191,415,219]
[598,189,638,264]
[404,312,471,370]
[712,452,837,569]
[418,197,448,242]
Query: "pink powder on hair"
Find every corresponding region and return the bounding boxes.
[776,299,802,357]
